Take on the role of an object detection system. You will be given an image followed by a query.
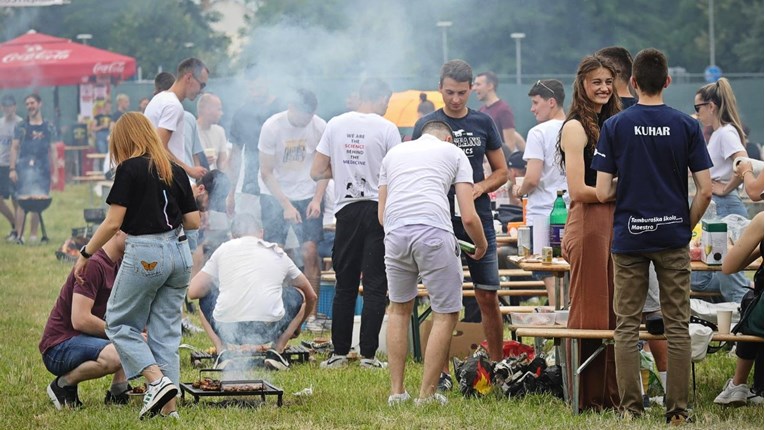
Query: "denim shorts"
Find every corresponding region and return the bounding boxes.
[216,286,304,345]
[453,216,499,290]
[42,335,110,376]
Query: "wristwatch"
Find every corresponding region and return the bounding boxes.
[79,245,92,259]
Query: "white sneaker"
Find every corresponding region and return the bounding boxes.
[161,410,181,420]
[748,389,764,405]
[714,378,749,406]
[360,357,388,369]
[388,391,410,406]
[414,393,448,406]
[181,318,204,334]
[139,377,178,420]
[320,354,348,369]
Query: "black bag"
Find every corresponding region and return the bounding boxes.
[733,286,764,337]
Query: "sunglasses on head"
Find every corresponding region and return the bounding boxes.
[534,80,555,96]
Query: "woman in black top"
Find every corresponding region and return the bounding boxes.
[556,55,621,411]
[74,112,200,420]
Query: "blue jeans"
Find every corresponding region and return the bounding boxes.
[42,334,110,376]
[691,193,751,303]
[105,229,192,386]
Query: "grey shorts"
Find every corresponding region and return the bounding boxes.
[384,224,463,314]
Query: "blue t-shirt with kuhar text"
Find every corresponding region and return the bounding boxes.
[412,108,503,220]
[592,104,713,253]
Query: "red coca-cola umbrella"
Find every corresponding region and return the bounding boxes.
[0,30,136,89]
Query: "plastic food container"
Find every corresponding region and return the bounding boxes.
[511,313,556,326]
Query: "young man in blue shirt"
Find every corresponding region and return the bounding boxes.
[593,48,713,424]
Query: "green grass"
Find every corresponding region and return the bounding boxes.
[1,184,763,429]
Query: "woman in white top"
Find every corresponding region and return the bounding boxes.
[694,78,748,217]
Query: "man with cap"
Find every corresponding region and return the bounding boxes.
[0,95,21,241]
[506,151,527,207]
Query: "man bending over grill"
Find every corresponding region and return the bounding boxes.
[188,213,317,370]
[39,231,129,409]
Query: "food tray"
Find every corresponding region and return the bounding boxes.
[511,312,557,326]
[180,369,283,406]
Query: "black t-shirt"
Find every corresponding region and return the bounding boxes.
[106,157,197,235]
[229,99,284,196]
[412,108,503,219]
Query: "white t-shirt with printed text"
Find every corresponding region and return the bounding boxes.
[203,236,302,323]
[379,133,473,234]
[144,91,186,164]
[522,119,567,220]
[316,111,400,214]
[258,111,326,201]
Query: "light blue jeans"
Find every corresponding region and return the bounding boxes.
[691,193,750,303]
[105,229,192,386]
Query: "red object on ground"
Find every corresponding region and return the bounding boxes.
[0,31,136,89]
[480,339,536,360]
[52,141,65,191]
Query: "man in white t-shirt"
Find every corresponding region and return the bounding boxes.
[144,58,209,180]
[311,78,401,369]
[259,89,328,325]
[379,120,487,406]
[512,79,567,306]
[197,93,228,171]
[188,214,317,370]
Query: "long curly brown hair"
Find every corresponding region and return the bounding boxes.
[556,55,621,170]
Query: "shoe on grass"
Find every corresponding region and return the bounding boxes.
[104,385,132,405]
[437,372,453,392]
[320,354,348,368]
[264,349,290,371]
[666,413,693,426]
[47,377,82,410]
[5,230,17,242]
[388,391,410,406]
[139,377,177,420]
[360,357,387,369]
[748,388,763,405]
[161,410,181,419]
[414,393,447,406]
[714,378,748,406]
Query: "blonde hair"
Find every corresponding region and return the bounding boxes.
[696,77,746,143]
[110,112,174,185]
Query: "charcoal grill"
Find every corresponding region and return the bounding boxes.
[180,369,283,406]
[16,196,52,243]
[190,345,310,368]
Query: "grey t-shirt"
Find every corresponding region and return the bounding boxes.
[0,115,22,166]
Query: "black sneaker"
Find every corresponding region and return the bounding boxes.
[104,385,132,405]
[5,230,17,242]
[264,349,290,371]
[47,377,82,410]
[666,413,693,426]
[437,372,453,392]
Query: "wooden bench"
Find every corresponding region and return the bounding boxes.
[514,327,764,414]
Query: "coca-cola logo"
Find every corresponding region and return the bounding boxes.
[92,62,126,75]
[2,44,71,63]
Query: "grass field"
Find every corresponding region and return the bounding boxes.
[0,184,762,429]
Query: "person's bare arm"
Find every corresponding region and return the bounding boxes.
[378,185,387,226]
[156,127,206,179]
[74,205,126,284]
[712,150,747,196]
[689,169,712,229]
[734,160,763,201]
[307,179,329,220]
[188,271,214,300]
[514,158,542,197]
[260,152,301,223]
[71,293,107,338]
[722,212,763,274]
[292,273,317,327]
[561,120,600,203]
[8,137,19,183]
[474,148,508,199]
[182,211,201,231]
[311,153,332,181]
[595,171,617,203]
[455,182,487,260]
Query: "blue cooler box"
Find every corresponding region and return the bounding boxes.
[318,282,363,318]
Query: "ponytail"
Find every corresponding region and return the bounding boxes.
[697,78,746,144]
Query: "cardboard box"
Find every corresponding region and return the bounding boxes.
[419,320,485,360]
[701,220,727,265]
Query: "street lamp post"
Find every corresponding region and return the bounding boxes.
[511,32,525,85]
[436,21,453,64]
[708,0,715,66]
[75,33,92,46]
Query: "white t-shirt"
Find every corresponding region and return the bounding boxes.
[203,236,302,323]
[316,111,401,213]
[522,119,567,220]
[198,123,228,171]
[258,111,326,201]
[708,123,745,182]
[380,133,473,233]
[144,91,186,164]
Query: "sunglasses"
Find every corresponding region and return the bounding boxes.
[694,102,710,113]
[192,74,207,90]
[534,80,555,96]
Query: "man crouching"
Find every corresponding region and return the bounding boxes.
[40,231,129,409]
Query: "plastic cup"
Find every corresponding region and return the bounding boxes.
[717,310,732,334]
[515,177,524,187]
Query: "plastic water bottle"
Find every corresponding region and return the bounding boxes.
[548,190,567,257]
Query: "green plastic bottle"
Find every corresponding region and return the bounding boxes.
[548,190,567,257]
